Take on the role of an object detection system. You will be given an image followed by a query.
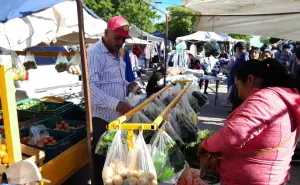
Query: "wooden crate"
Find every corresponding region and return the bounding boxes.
[0,140,45,173]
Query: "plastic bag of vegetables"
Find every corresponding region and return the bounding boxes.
[23,51,37,70]
[179,94,198,125]
[68,52,81,75]
[171,106,199,143]
[127,132,157,185]
[159,89,173,106]
[150,130,185,182]
[102,130,128,185]
[55,52,69,73]
[142,102,163,121]
[163,120,184,146]
[95,129,117,156]
[153,98,165,109]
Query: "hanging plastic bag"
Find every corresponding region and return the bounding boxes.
[68,52,81,75]
[11,51,26,81]
[187,85,202,114]
[166,114,181,137]
[143,102,163,121]
[179,94,198,125]
[159,89,173,106]
[55,52,69,73]
[27,125,49,147]
[128,92,141,107]
[102,130,128,185]
[95,129,117,156]
[125,112,152,123]
[23,51,37,70]
[127,132,157,185]
[163,120,184,146]
[153,98,165,109]
[192,91,209,108]
[150,130,185,182]
[171,106,199,143]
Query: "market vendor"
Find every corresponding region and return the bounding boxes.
[84,16,133,185]
[199,59,300,185]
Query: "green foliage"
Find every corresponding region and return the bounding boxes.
[228,33,252,42]
[203,41,220,57]
[260,36,270,45]
[83,0,160,33]
[155,6,197,41]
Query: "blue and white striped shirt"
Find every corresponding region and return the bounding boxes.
[83,40,128,122]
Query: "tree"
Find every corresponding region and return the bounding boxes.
[260,37,270,45]
[155,6,197,41]
[228,34,252,42]
[83,0,160,33]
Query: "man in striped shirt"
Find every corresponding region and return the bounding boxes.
[85,16,132,185]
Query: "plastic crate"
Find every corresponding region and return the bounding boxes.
[17,99,73,119]
[60,105,85,121]
[20,128,75,162]
[35,116,86,144]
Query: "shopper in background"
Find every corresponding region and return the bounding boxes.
[219,47,230,60]
[261,50,274,60]
[2,160,50,185]
[272,45,281,61]
[82,16,133,185]
[280,44,293,72]
[146,66,165,97]
[249,47,260,60]
[200,59,300,185]
[228,42,249,111]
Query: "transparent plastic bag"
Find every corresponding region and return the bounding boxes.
[55,52,69,73]
[125,112,152,123]
[166,114,181,137]
[95,129,117,156]
[127,132,157,185]
[68,52,81,75]
[143,102,163,121]
[102,130,128,185]
[159,89,173,106]
[171,106,199,143]
[153,98,165,109]
[187,85,202,114]
[179,94,198,125]
[11,51,26,81]
[128,92,141,107]
[27,125,49,146]
[23,51,37,70]
[163,120,184,146]
[150,130,185,182]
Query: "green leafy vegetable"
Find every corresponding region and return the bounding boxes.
[158,167,175,181]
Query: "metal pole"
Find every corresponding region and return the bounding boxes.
[163,14,168,86]
[141,0,167,15]
[76,0,95,184]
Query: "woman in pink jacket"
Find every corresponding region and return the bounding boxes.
[200,59,300,185]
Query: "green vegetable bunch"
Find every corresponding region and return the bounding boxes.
[95,130,117,156]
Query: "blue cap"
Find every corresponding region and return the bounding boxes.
[289,44,294,50]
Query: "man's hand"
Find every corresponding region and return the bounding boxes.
[116,101,132,115]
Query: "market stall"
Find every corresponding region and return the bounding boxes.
[0,0,100,184]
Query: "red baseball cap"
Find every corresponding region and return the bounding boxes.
[107,16,130,38]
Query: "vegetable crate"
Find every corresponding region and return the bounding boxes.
[17,98,73,119]
[20,128,75,163]
[35,116,86,145]
[60,105,86,121]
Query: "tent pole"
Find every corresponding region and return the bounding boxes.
[76,0,95,184]
[164,14,168,86]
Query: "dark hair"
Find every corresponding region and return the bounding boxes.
[250,47,260,54]
[262,50,274,58]
[296,46,300,59]
[236,59,300,92]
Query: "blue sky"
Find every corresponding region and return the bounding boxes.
[152,0,262,46]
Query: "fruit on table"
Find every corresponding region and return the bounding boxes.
[0,144,8,165]
[55,120,84,131]
[17,100,40,110]
[20,135,57,146]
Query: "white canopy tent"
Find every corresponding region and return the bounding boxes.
[175,31,235,43]
[125,37,152,45]
[182,0,300,41]
[129,25,164,42]
[0,1,106,51]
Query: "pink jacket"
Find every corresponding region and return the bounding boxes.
[201,87,300,185]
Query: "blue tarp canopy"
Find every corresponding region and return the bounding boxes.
[28,46,69,65]
[152,31,165,39]
[0,0,66,23]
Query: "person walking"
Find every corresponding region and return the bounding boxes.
[82,16,133,185]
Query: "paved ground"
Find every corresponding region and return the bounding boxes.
[63,82,300,185]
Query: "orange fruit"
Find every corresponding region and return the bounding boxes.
[2,154,9,164]
[0,144,6,152]
[0,151,6,158]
